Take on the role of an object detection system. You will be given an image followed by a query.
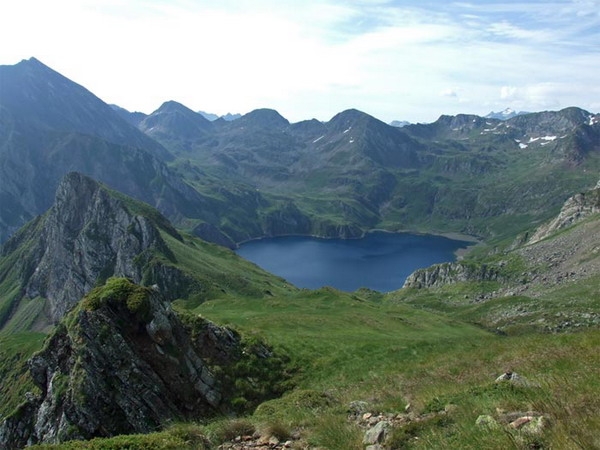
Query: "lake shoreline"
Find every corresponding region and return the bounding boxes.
[236,228,481,247]
[236,231,477,292]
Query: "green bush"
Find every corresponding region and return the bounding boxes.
[82,277,151,322]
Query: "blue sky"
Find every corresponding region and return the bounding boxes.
[1,0,599,123]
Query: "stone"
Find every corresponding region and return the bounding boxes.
[495,371,538,387]
[510,416,533,429]
[257,435,271,445]
[475,415,500,430]
[348,400,370,415]
[363,421,391,445]
[521,416,547,434]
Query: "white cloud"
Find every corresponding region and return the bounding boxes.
[500,86,518,100]
[0,0,599,122]
[441,88,459,98]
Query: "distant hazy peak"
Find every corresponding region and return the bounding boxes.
[199,111,242,121]
[154,100,198,115]
[486,108,529,120]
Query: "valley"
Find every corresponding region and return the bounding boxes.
[0,57,599,449]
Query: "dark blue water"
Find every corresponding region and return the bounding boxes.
[236,232,471,292]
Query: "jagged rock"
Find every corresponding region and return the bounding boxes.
[403,262,500,289]
[0,172,197,329]
[348,400,370,417]
[0,278,240,447]
[529,186,600,243]
[363,420,391,445]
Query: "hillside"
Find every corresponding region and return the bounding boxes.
[2,58,600,247]
[143,98,600,242]
[0,172,294,333]
[399,181,600,334]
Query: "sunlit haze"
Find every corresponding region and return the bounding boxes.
[1,0,599,123]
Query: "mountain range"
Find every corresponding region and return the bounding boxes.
[1,58,599,249]
[485,108,529,120]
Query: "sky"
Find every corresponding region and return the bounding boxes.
[1,0,599,123]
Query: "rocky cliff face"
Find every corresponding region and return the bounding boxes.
[403,262,501,289]
[1,172,193,328]
[0,278,239,447]
[528,183,600,243]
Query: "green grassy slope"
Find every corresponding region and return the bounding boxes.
[0,332,45,418]
[40,284,598,449]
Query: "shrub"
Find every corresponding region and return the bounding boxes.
[82,277,151,322]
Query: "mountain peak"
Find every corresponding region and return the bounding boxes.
[155,100,196,114]
[13,56,49,70]
[140,100,213,143]
[238,108,289,128]
[2,172,182,328]
[0,57,171,160]
[199,111,241,121]
[486,108,528,120]
[328,108,379,132]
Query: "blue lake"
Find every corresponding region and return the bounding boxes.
[236,232,472,292]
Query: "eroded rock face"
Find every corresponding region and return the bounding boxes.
[403,262,500,289]
[24,172,166,322]
[529,185,600,244]
[2,172,193,328]
[0,279,239,447]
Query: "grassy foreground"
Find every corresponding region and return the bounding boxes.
[193,290,600,449]
[25,284,600,449]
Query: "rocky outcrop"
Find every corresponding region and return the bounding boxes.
[0,278,240,447]
[193,222,236,249]
[261,202,312,237]
[403,262,500,289]
[1,172,194,328]
[529,184,600,243]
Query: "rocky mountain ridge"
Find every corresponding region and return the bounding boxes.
[0,172,188,330]
[403,262,501,289]
[0,277,286,447]
[0,172,295,334]
[0,173,295,447]
[528,182,600,243]
[485,108,529,120]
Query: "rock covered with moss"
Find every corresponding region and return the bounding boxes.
[0,278,291,447]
